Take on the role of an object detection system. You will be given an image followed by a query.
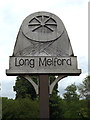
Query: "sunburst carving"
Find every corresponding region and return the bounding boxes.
[28,15,57,33]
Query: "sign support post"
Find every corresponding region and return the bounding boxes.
[39,75,49,119]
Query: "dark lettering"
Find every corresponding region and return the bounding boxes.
[39,57,47,66]
[66,58,72,66]
[53,58,57,66]
[62,59,66,65]
[15,58,20,66]
[19,59,24,66]
[29,59,35,68]
[57,59,62,65]
[47,59,52,66]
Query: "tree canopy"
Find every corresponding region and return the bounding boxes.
[63,83,80,102]
[13,76,38,99]
[78,76,90,99]
[2,75,90,119]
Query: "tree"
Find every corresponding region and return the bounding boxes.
[78,76,90,99]
[78,76,90,119]
[13,76,38,99]
[62,83,82,119]
[49,90,64,119]
[63,83,80,102]
[49,76,64,119]
[2,97,39,119]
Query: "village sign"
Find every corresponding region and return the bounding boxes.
[6,11,81,118]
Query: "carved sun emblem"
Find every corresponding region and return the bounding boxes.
[28,15,57,33]
[22,12,64,42]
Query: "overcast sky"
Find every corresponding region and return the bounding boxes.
[0,0,88,99]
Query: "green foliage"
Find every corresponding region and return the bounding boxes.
[2,75,90,119]
[13,76,38,99]
[63,82,89,119]
[78,76,90,118]
[49,90,64,119]
[78,76,90,99]
[2,97,39,120]
[63,83,80,102]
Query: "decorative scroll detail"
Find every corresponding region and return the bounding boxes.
[21,75,38,94]
[21,75,67,95]
[15,31,67,56]
[50,75,67,94]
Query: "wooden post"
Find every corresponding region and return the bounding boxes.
[39,75,49,119]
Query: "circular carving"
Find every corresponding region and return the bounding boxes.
[22,12,64,42]
[28,15,57,33]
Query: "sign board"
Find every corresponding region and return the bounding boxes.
[6,56,81,75]
[13,12,74,57]
[6,11,81,75]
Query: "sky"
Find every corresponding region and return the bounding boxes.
[0,0,88,99]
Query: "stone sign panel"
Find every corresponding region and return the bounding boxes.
[6,56,80,75]
[13,12,73,56]
[6,11,81,75]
